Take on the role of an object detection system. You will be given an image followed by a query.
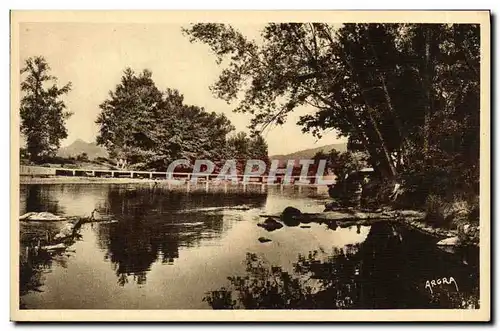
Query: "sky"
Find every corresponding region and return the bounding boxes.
[19,22,347,155]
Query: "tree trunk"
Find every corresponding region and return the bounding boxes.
[364,106,397,178]
[339,59,398,178]
[27,138,41,164]
[365,29,407,170]
[320,23,397,178]
[345,107,395,179]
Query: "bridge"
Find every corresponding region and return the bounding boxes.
[20,165,336,187]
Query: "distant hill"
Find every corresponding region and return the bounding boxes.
[270,143,348,162]
[56,140,347,163]
[57,139,109,160]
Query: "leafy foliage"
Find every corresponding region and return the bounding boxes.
[20,56,72,162]
[313,149,367,180]
[226,131,270,172]
[184,23,480,200]
[96,68,269,171]
[313,149,368,206]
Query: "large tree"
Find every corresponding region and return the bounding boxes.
[183,23,480,196]
[20,56,72,162]
[96,68,235,171]
[248,133,270,165]
[226,131,270,173]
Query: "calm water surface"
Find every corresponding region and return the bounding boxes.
[19,183,479,309]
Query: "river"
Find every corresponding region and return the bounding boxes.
[19,183,479,309]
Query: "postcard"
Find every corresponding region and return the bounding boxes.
[10,10,490,322]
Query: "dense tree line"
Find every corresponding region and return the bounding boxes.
[19,57,270,170]
[184,23,480,201]
[96,68,269,171]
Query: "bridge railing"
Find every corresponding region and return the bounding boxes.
[20,165,57,177]
[19,165,336,185]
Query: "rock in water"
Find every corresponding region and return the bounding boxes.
[19,212,66,222]
[326,221,338,231]
[54,223,75,240]
[437,236,460,246]
[281,206,302,227]
[324,200,340,212]
[258,237,272,243]
[257,218,284,232]
[19,212,36,220]
[43,243,67,251]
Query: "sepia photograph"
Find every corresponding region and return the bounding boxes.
[10,10,490,322]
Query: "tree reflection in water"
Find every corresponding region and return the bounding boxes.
[21,184,62,215]
[204,222,479,309]
[95,187,268,287]
[19,250,52,298]
[19,248,74,309]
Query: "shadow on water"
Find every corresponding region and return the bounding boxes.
[23,185,61,214]
[203,222,479,309]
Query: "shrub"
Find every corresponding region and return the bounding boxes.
[423,193,479,231]
[424,194,448,227]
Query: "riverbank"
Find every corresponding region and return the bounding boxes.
[259,206,479,248]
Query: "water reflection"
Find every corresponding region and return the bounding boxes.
[97,187,268,286]
[22,185,61,215]
[204,222,479,309]
[20,184,269,294]
[19,184,479,310]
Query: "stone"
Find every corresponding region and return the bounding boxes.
[326,221,338,231]
[257,218,284,232]
[43,243,67,251]
[19,212,66,222]
[436,236,460,246]
[324,200,341,211]
[19,212,36,220]
[54,222,75,240]
[281,206,302,227]
[463,224,471,234]
[437,245,457,254]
